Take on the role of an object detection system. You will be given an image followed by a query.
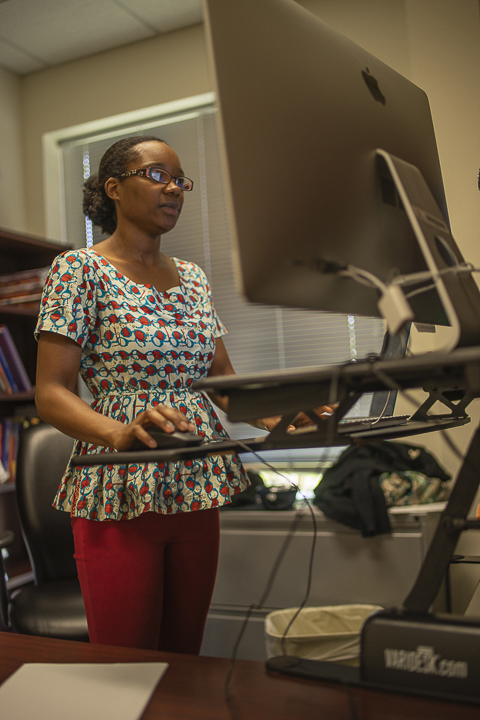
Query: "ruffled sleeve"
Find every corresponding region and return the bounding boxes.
[35,250,98,347]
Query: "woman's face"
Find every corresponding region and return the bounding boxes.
[111,140,187,237]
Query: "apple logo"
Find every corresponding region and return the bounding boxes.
[362,67,386,105]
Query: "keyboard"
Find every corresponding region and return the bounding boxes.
[337,414,410,435]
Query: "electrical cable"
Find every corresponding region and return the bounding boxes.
[342,261,480,294]
[341,262,480,313]
[223,506,306,720]
[401,266,480,299]
[405,282,438,300]
[340,265,388,292]
[227,433,376,720]
[223,439,322,720]
[368,390,393,427]
[390,262,478,288]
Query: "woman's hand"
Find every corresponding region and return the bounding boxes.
[206,339,338,435]
[254,404,337,433]
[287,404,337,431]
[111,405,197,451]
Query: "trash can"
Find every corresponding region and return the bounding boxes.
[265,604,382,666]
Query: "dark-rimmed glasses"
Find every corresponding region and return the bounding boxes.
[117,167,194,191]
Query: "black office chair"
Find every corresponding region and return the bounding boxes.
[0,422,89,641]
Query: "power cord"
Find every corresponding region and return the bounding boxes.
[340,262,480,335]
[223,441,321,720]
[342,261,479,292]
[227,438,368,720]
[368,390,393,427]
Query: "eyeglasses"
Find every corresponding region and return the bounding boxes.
[117,167,194,191]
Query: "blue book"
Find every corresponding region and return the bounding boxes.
[0,345,18,393]
[1,419,11,470]
[0,325,32,391]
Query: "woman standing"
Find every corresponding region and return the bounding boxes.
[35,135,332,652]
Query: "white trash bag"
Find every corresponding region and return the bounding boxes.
[265,604,382,666]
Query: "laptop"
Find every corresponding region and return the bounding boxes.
[337,326,411,435]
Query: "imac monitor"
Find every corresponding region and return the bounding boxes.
[203,0,480,347]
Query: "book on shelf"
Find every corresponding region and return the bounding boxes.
[0,275,48,296]
[0,293,42,306]
[0,419,21,484]
[0,344,18,393]
[0,267,50,283]
[0,358,12,394]
[0,266,49,307]
[0,325,32,393]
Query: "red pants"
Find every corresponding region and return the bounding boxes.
[71,508,220,653]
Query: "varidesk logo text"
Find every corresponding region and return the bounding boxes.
[384,645,468,678]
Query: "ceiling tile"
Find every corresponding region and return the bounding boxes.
[0,0,157,67]
[116,0,203,33]
[0,36,46,73]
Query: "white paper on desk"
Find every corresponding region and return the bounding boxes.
[0,662,168,720]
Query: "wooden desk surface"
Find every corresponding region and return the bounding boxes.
[1,631,479,720]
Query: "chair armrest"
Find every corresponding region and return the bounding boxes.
[0,530,14,630]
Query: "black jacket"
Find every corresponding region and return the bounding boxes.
[314,441,450,537]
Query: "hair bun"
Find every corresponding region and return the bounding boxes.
[84,174,100,191]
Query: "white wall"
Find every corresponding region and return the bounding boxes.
[0,65,27,233]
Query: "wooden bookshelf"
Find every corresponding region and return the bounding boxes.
[0,390,36,417]
[0,227,70,582]
[0,226,66,272]
[0,227,69,402]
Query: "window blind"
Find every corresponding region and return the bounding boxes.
[60,102,385,454]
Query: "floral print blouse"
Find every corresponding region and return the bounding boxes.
[35,248,248,521]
